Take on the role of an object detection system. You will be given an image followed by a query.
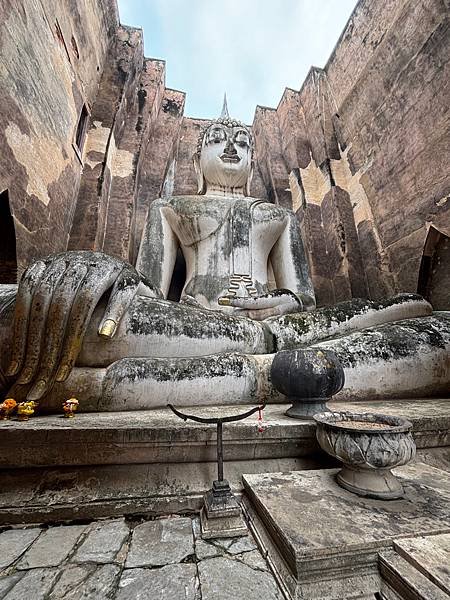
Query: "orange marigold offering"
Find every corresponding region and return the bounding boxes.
[3,399,17,410]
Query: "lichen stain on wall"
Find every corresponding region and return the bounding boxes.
[113,149,135,178]
[331,146,374,229]
[299,153,330,206]
[84,122,111,169]
[5,124,70,207]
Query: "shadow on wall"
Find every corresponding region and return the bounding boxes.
[0,190,17,284]
[418,226,450,310]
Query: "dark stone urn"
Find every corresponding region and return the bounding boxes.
[270,348,345,419]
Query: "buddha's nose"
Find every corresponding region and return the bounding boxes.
[224,137,238,155]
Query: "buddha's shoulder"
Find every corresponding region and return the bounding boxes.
[252,198,293,220]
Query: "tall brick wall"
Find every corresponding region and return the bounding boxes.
[1,0,448,308]
[252,0,449,306]
[0,0,118,275]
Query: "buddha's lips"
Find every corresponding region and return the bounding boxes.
[220,153,240,163]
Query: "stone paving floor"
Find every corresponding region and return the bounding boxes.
[0,515,282,599]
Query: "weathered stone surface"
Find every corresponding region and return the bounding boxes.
[393,533,450,594]
[72,519,129,564]
[48,563,120,600]
[116,564,197,600]
[0,528,41,569]
[198,556,281,600]
[2,568,59,600]
[0,574,23,597]
[125,517,194,568]
[17,524,86,569]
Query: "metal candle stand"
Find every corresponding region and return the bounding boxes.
[168,403,265,539]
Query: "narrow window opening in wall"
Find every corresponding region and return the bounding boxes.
[75,104,89,154]
[0,190,18,284]
[417,226,450,310]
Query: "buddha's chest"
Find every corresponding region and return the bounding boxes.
[163,197,286,249]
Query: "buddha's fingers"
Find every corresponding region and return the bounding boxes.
[27,262,89,401]
[6,260,47,377]
[224,295,283,310]
[98,265,141,338]
[225,290,301,311]
[236,308,279,321]
[16,259,68,385]
[54,264,121,384]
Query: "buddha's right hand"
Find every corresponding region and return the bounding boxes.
[5,251,143,402]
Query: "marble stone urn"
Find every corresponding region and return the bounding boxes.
[270,348,345,419]
[314,411,416,500]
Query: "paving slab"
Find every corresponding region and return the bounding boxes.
[72,518,129,564]
[48,563,120,599]
[17,524,86,569]
[198,556,281,600]
[126,517,194,567]
[2,568,58,600]
[116,564,197,600]
[243,462,450,599]
[234,549,269,571]
[218,535,258,555]
[0,528,41,569]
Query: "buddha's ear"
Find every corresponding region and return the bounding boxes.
[193,152,206,195]
[245,160,254,197]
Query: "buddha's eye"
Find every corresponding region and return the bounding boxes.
[208,127,226,144]
[234,131,249,147]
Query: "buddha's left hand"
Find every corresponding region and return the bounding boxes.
[220,289,303,320]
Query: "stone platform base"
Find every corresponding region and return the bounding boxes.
[0,399,448,524]
[242,462,450,600]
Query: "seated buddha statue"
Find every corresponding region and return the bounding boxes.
[0,108,448,411]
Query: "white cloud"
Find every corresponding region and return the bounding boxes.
[118,0,358,122]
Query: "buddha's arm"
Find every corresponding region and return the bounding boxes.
[135,199,179,299]
[269,211,316,311]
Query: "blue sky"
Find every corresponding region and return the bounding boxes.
[118,0,358,123]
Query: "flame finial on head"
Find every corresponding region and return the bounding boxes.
[220,93,230,119]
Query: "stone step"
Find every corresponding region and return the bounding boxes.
[242,462,450,600]
[0,399,448,524]
[0,399,448,469]
[378,548,449,600]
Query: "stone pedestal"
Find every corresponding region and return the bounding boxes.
[243,462,450,599]
[200,479,247,539]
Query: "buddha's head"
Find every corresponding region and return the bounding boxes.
[194,117,253,196]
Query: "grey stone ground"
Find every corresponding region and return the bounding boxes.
[0,515,282,599]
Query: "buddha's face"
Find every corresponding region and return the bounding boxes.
[199,123,252,191]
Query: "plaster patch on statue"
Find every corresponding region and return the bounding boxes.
[299,152,330,206]
[5,123,69,206]
[112,149,133,178]
[84,121,111,169]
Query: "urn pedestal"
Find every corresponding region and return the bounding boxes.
[270,348,345,419]
[314,411,416,499]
